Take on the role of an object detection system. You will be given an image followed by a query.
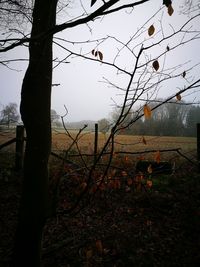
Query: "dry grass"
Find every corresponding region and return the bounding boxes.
[51,130,196,162]
[0,128,197,163]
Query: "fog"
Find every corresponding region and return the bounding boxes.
[1,1,200,122]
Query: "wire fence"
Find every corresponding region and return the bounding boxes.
[0,124,199,173]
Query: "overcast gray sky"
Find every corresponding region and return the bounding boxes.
[1,0,200,122]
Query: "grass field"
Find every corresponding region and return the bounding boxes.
[0,128,197,160]
[50,130,197,164]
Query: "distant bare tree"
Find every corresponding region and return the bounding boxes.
[0,102,20,127]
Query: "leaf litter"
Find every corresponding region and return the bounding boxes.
[0,159,200,267]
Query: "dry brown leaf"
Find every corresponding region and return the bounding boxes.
[86,249,93,260]
[142,136,147,145]
[176,93,182,101]
[96,240,103,254]
[152,60,159,71]
[168,4,174,16]
[98,51,103,61]
[148,25,155,36]
[155,150,161,164]
[146,180,153,188]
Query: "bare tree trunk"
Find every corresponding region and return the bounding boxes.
[10,0,58,266]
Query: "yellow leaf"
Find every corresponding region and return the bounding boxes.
[144,104,152,119]
[148,25,155,36]
[152,60,159,71]
[147,164,153,174]
[96,240,103,254]
[168,4,174,16]
[98,51,103,61]
[176,93,181,101]
[155,150,161,164]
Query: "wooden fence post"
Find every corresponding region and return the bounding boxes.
[197,123,200,173]
[94,123,98,164]
[15,125,25,171]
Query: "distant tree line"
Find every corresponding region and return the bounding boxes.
[98,102,200,137]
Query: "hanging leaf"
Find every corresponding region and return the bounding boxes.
[142,136,147,145]
[148,25,155,36]
[163,0,172,7]
[147,164,153,174]
[182,71,186,78]
[152,60,159,71]
[176,93,182,101]
[94,51,98,57]
[98,51,103,61]
[91,49,95,55]
[155,150,161,164]
[168,4,174,16]
[166,45,170,51]
[144,104,152,119]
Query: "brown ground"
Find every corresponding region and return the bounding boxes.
[0,155,200,267]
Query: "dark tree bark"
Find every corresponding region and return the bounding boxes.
[10,0,58,266]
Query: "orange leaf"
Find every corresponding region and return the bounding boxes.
[152,60,159,71]
[146,180,153,188]
[168,4,174,16]
[125,156,129,161]
[155,150,161,164]
[96,240,103,254]
[148,25,155,36]
[144,104,152,119]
